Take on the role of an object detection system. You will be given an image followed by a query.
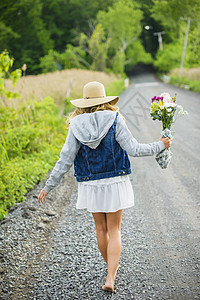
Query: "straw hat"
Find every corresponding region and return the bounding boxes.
[70,81,119,108]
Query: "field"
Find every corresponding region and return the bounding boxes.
[4,69,119,108]
[170,67,200,81]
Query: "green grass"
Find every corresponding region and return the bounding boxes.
[0,97,67,220]
[105,78,126,97]
[169,75,200,93]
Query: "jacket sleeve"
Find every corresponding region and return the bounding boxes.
[115,115,165,157]
[43,127,80,193]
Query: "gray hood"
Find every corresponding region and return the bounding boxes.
[70,110,117,149]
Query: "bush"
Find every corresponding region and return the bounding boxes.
[169,75,200,93]
[0,97,67,220]
[154,42,183,73]
[40,45,87,73]
[105,79,126,97]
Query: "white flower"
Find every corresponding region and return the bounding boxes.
[164,102,177,108]
[160,92,172,104]
[177,105,188,115]
[166,107,172,112]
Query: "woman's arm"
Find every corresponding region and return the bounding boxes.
[115,115,170,157]
[41,127,80,195]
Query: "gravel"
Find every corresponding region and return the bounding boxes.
[1,73,200,299]
[1,166,199,299]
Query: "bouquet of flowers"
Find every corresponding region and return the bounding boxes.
[150,92,188,169]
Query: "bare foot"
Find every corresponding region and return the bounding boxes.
[102,265,121,292]
[102,278,114,292]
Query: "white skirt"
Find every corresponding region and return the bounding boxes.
[76,175,134,213]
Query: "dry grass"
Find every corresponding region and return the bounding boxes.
[170,67,200,81]
[4,69,119,108]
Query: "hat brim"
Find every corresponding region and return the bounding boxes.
[70,96,119,108]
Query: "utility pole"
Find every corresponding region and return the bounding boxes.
[180,17,191,74]
[153,31,165,50]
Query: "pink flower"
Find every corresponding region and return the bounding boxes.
[160,92,172,104]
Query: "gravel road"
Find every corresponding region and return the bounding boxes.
[1,68,200,299]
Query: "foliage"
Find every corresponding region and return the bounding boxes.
[105,79,126,97]
[0,0,115,74]
[169,75,200,93]
[0,97,67,220]
[89,24,111,72]
[0,51,22,102]
[40,50,59,73]
[97,0,152,73]
[40,45,88,73]
[151,0,200,40]
[186,25,200,67]
[154,42,183,72]
[151,0,200,70]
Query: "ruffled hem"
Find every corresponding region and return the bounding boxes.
[76,203,134,213]
[76,175,134,213]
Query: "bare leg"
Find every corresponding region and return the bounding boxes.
[102,209,123,292]
[92,212,109,263]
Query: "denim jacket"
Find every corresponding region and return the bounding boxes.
[44,111,165,193]
[74,113,131,182]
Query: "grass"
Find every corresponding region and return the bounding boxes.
[3,69,120,108]
[170,67,200,81]
[105,78,126,97]
[0,97,67,220]
[169,75,200,93]
[168,67,200,93]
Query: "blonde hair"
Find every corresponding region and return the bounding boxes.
[66,102,120,128]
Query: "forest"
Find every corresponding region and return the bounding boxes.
[1,0,200,75]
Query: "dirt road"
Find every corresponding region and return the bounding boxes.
[1,69,199,299]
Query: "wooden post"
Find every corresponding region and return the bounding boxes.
[60,78,72,117]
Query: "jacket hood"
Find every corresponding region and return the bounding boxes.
[70,110,117,149]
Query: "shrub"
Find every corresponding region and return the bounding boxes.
[169,75,200,93]
[154,42,183,73]
[0,96,67,220]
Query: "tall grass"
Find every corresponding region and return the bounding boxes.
[169,67,200,93]
[170,67,200,81]
[4,69,119,108]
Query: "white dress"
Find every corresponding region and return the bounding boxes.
[76,175,134,213]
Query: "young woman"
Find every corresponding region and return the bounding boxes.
[38,81,171,292]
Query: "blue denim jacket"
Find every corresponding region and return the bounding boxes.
[74,113,131,182]
[43,111,165,193]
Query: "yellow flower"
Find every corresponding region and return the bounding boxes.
[159,101,163,106]
[151,102,160,113]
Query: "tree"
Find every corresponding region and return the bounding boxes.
[151,0,200,69]
[186,25,200,67]
[40,45,89,73]
[151,0,200,40]
[0,0,117,74]
[0,51,22,105]
[0,0,54,74]
[97,0,152,73]
[88,24,110,71]
[154,42,183,72]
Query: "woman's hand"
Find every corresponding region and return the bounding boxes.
[38,189,48,204]
[160,137,172,149]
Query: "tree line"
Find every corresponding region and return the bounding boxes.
[0,0,199,75]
